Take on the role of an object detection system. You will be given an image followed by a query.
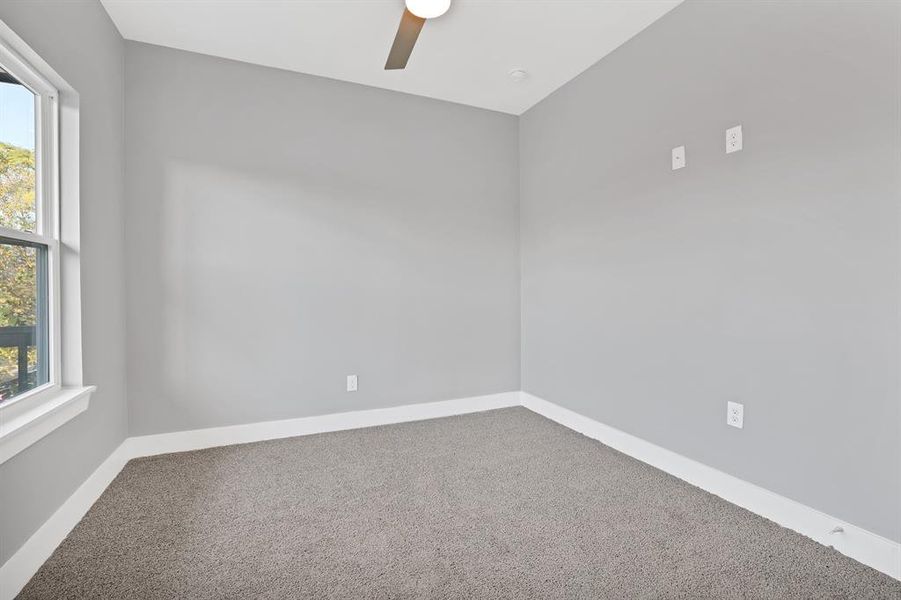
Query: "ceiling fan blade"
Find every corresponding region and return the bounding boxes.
[385,8,426,70]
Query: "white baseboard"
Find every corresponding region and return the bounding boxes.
[123,391,521,458]
[0,440,132,600]
[519,391,901,581]
[0,391,519,599]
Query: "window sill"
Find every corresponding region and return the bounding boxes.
[0,385,95,464]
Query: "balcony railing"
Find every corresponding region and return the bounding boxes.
[0,325,36,400]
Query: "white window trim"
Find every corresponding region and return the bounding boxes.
[0,21,93,465]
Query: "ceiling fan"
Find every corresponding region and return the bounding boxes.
[385,0,451,70]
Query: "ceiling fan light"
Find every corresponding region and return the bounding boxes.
[405,0,451,19]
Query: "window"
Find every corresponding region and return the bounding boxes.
[0,67,51,402]
[0,61,56,404]
[0,24,92,465]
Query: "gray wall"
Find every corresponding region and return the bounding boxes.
[520,0,901,541]
[125,43,520,435]
[0,1,127,565]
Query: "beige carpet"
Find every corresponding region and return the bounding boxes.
[17,407,901,599]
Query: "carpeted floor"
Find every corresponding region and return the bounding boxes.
[18,407,901,599]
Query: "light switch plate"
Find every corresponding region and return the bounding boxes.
[672,145,686,170]
[346,375,358,392]
[726,125,743,153]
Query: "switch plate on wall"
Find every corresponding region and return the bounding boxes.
[346,375,358,392]
[726,125,742,153]
[672,145,686,170]
[727,401,744,428]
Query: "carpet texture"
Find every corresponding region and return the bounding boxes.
[17,407,901,599]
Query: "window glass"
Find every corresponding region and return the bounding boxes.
[0,238,47,400]
[0,66,45,402]
[0,68,36,233]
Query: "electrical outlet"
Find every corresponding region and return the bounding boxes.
[727,401,744,429]
[672,145,686,170]
[346,375,358,392]
[726,125,742,154]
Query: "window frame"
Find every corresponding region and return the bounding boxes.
[0,36,62,408]
[0,23,93,465]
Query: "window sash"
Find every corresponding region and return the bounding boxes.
[0,38,61,401]
[0,234,50,394]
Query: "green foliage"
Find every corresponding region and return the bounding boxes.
[0,141,37,390]
[0,142,36,232]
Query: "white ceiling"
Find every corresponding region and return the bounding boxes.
[100,0,681,115]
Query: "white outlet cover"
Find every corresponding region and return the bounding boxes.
[346,374,358,392]
[726,125,743,154]
[727,401,744,429]
[672,145,686,170]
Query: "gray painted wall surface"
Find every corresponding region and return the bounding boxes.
[125,43,520,435]
[520,0,901,541]
[0,1,127,565]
